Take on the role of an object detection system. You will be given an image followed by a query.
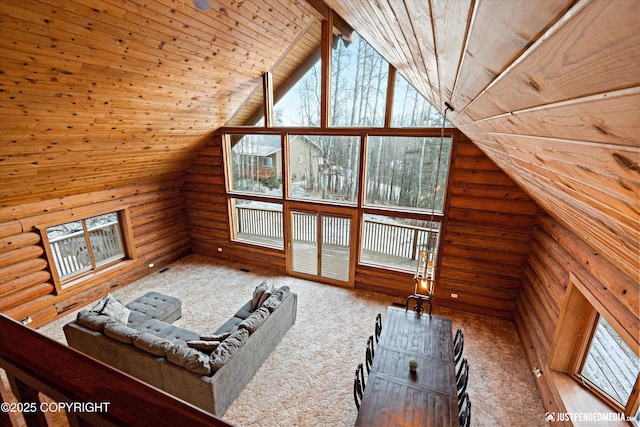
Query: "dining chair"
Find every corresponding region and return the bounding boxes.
[454,331,464,367]
[458,391,471,427]
[354,363,365,410]
[453,328,462,347]
[374,313,382,344]
[367,334,375,359]
[456,357,467,383]
[456,360,469,407]
[365,344,374,375]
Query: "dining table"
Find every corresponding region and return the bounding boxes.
[354,306,460,427]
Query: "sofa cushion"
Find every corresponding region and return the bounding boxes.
[76,310,115,332]
[233,300,254,320]
[136,319,178,338]
[166,345,212,375]
[96,294,131,325]
[126,292,182,328]
[104,322,140,344]
[187,340,221,352]
[238,306,270,333]
[210,328,249,372]
[133,332,174,357]
[212,316,244,336]
[262,285,290,312]
[252,280,271,310]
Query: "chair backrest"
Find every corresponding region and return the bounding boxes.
[365,344,373,375]
[354,363,365,410]
[459,392,471,427]
[456,360,469,405]
[454,332,464,366]
[453,328,462,347]
[375,313,382,343]
[367,334,375,358]
[456,357,467,383]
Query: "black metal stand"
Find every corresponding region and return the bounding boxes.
[405,294,432,316]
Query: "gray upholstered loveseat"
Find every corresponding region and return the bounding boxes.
[63,284,297,416]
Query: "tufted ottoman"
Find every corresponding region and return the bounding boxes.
[125,291,182,329]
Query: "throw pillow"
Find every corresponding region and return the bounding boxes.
[252,280,271,310]
[133,332,174,357]
[166,345,212,376]
[200,331,232,342]
[187,340,221,352]
[98,294,131,325]
[238,306,270,333]
[209,328,249,372]
[257,284,274,308]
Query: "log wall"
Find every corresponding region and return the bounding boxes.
[0,180,191,328]
[515,212,639,420]
[185,132,539,320]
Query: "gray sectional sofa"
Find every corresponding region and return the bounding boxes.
[63,285,297,416]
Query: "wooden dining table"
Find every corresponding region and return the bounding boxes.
[355,306,460,427]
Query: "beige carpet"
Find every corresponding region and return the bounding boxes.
[38,254,549,427]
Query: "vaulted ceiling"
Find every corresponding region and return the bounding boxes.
[0,1,638,282]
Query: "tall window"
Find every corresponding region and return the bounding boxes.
[331,33,388,127]
[365,136,451,212]
[287,135,359,204]
[44,212,126,287]
[228,134,282,196]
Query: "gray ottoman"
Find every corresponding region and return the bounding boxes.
[126,291,182,329]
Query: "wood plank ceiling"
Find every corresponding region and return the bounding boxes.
[0,0,317,205]
[0,0,638,288]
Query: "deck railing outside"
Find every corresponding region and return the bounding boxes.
[237,206,436,262]
[49,222,124,280]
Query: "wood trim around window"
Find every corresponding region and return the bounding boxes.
[35,204,135,294]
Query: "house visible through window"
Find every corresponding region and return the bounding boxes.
[45,212,126,285]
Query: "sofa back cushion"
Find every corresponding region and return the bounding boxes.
[104,322,140,344]
[133,332,174,357]
[238,307,270,333]
[166,345,212,376]
[210,328,249,372]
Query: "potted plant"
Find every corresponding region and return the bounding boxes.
[409,359,419,373]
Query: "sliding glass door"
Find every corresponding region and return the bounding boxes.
[287,206,354,285]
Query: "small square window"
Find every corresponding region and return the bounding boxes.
[580,316,640,407]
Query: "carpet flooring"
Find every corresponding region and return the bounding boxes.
[38,253,549,427]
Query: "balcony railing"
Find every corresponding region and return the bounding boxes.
[49,222,124,280]
[236,207,437,268]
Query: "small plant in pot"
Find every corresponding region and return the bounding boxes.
[409,359,419,373]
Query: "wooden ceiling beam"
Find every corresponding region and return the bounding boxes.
[301,0,354,43]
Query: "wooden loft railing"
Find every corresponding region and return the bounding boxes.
[0,314,231,427]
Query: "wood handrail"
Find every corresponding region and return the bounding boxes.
[0,314,231,427]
